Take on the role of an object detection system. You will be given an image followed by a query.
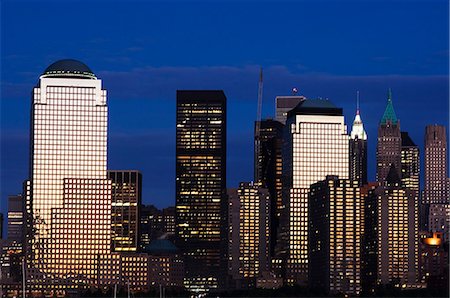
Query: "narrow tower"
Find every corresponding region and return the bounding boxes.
[376,89,401,184]
[350,91,368,186]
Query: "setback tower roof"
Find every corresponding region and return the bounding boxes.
[380,89,398,125]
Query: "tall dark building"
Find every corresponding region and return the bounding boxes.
[376,89,401,184]
[424,125,448,204]
[254,119,284,257]
[401,132,420,193]
[175,90,227,291]
[349,106,368,186]
[108,170,142,252]
[139,204,163,249]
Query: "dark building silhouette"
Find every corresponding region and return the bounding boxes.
[175,90,227,291]
[349,106,368,186]
[108,170,142,252]
[376,89,401,184]
[401,132,420,192]
[254,119,284,257]
[140,204,161,249]
[361,182,379,295]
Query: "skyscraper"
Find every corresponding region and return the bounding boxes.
[376,90,401,184]
[400,132,420,193]
[254,119,284,256]
[424,125,448,204]
[228,182,270,287]
[175,90,227,291]
[349,101,368,186]
[281,99,349,285]
[108,170,142,252]
[26,59,113,288]
[309,176,362,296]
[7,195,23,243]
[275,95,306,125]
[365,166,418,287]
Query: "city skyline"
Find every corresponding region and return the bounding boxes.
[1,0,449,218]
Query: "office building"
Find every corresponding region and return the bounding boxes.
[428,204,450,243]
[162,206,176,235]
[309,176,362,296]
[349,105,368,186]
[146,239,185,288]
[376,90,401,184]
[275,95,306,124]
[419,232,448,286]
[281,99,349,285]
[175,90,227,291]
[361,182,379,294]
[108,170,142,252]
[7,195,23,243]
[228,182,270,287]
[401,132,420,193]
[254,119,284,256]
[424,125,448,204]
[140,204,163,249]
[26,59,114,290]
[366,166,419,287]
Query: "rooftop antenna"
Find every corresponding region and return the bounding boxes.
[356,90,360,115]
[254,67,263,181]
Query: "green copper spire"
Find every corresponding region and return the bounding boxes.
[380,88,398,125]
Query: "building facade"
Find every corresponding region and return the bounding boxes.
[424,125,448,204]
[370,167,418,287]
[26,59,114,290]
[7,195,23,243]
[175,90,227,291]
[428,204,450,243]
[254,119,284,257]
[228,182,270,287]
[349,107,368,186]
[108,170,142,252]
[309,176,362,296]
[275,95,306,125]
[376,90,401,184]
[281,99,349,285]
[401,132,420,193]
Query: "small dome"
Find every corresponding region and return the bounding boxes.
[42,59,96,79]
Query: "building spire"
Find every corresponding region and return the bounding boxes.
[351,91,367,140]
[356,90,360,115]
[380,88,398,125]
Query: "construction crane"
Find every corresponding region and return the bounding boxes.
[254,67,263,182]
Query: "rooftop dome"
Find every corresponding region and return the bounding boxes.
[42,59,96,79]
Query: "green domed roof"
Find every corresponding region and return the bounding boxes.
[42,59,96,79]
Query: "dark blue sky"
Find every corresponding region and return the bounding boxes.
[1,1,449,220]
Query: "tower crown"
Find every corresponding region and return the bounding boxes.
[350,92,367,140]
[380,88,398,125]
[41,59,96,79]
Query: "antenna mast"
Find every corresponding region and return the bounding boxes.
[254,67,263,182]
[255,67,263,137]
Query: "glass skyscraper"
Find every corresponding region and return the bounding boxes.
[26,59,113,289]
[175,90,227,292]
[281,99,349,285]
